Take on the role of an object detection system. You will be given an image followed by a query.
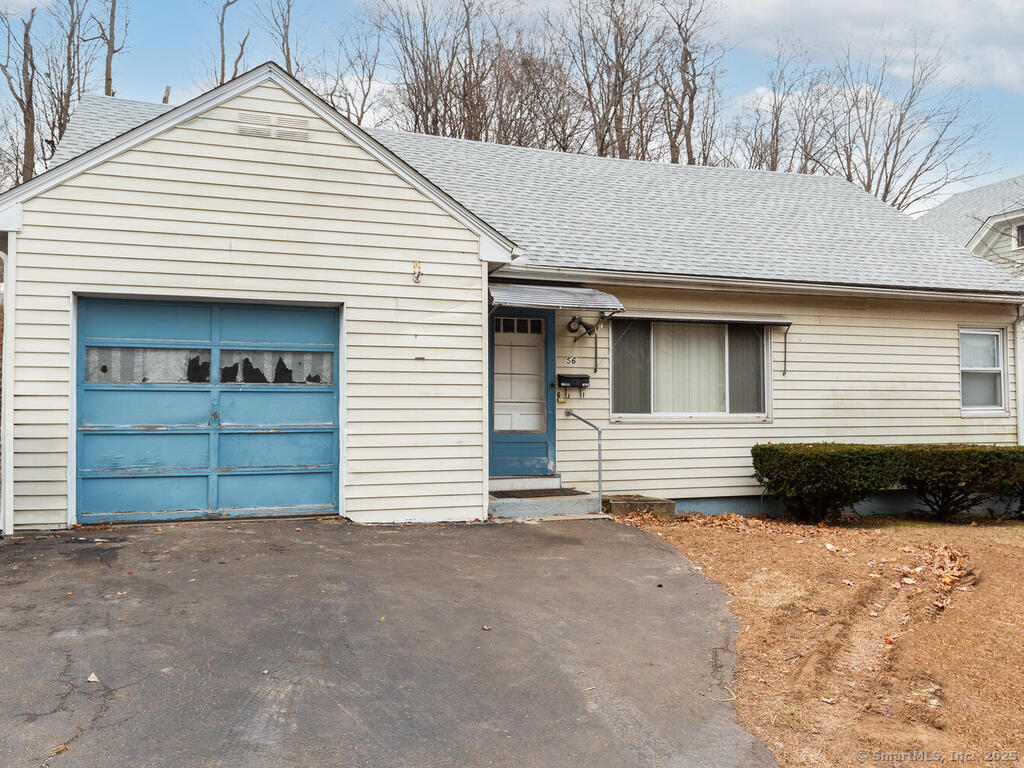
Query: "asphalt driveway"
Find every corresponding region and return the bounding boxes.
[0,518,777,768]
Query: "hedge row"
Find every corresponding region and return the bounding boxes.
[751,443,1024,522]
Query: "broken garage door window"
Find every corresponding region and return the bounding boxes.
[219,350,333,384]
[86,347,211,383]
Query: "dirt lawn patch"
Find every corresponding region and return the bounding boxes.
[622,513,1024,767]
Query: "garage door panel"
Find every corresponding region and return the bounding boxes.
[80,389,211,427]
[80,474,209,518]
[77,298,340,522]
[218,471,335,511]
[80,301,213,343]
[220,305,336,346]
[219,390,337,426]
[79,432,210,471]
[219,431,334,468]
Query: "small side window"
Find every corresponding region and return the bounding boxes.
[960,330,1004,409]
[1015,224,1024,249]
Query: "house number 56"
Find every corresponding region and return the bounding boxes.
[564,356,577,365]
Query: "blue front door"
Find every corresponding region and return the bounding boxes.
[490,308,555,476]
[76,298,340,523]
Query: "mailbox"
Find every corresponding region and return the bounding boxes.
[558,374,591,390]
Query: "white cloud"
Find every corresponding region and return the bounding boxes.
[715,0,1024,93]
[0,0,51,13]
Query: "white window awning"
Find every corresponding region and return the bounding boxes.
[489,283,624,312]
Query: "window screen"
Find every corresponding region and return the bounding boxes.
[611,319,766,415]
[611,318,651,414]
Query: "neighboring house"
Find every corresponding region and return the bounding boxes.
[919,175,1024,265]
[1,62,1023,533]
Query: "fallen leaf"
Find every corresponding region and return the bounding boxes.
[188,578,197,583]
[116,591,127,596]
[825,543,837,552]
[902,577,917,585]
[10,564,18,570]
[65,591,73,596]
[821,697,836,704]
[87,673,99,683]
[295,527,302,532]
[884,637,895,645]
[51,744,71,756]
[584,685,598,691]
[482,625,492,631]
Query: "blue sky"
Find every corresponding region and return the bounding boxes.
[30,0,1024,196]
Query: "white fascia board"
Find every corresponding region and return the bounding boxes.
[479,232,513,264]
[967,209,1024,253]
[0,202,21,232]
[496,265,1024,304]
[0,62,517,263]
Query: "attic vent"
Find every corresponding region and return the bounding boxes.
[276,116,308,130]
[238,112,271,125]
[236,112,310,141]
[238,124,273,138]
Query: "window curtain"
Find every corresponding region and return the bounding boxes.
[652,323,726,412]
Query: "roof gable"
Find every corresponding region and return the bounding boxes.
[0,62,515,258]
[919,175,1024,248]
[14,68,1024,298]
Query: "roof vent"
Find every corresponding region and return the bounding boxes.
[236,112,310,141]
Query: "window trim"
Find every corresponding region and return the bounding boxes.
[1013,224,1024,250]
[959,326,1008,414]
[609,316,772,423]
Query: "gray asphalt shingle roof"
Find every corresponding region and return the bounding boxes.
[50,94,171,166]
[48,93,1024,296]
[918,175,1024,248]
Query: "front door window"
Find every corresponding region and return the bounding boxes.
[492,316,545,432]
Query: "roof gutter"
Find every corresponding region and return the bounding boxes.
[495,265,1024,304]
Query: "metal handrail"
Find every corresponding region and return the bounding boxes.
[564,409,603,513]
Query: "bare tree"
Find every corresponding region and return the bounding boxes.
[656,0,723,165]
[316,23,383,126]
[255,0,300,76]
[824,44,984,211]
[553,0,665,160]
[732,44,827,172]
[40,0,99,162]
[0,8,37,184]
[210,0,249,85]
[86,0,128,96]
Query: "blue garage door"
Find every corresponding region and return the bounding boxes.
[76,299,340,523]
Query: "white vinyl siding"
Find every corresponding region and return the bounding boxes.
[555,286,1019,501]
[9,80,487,529]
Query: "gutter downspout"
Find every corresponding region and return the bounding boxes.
[1016,305,1024,447]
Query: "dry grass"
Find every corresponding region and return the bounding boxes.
[622,512,1024,767]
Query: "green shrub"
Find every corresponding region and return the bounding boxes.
[898,444,1024,522]
[751,443,902,523]
[752,442,1024,524]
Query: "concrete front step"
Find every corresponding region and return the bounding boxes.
[489,475,562,492]
[602,494,676,521]
[488,490,602,519]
